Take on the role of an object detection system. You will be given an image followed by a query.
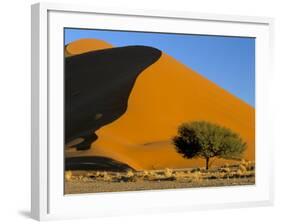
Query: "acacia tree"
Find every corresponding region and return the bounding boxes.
[173,121,247,170]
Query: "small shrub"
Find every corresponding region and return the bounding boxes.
[135,172,143,178]
[192,171,201,181]
[134,170,148,179]
[111,172,123,182]
[218,172,226,179]
[164,168,173,178]
[143,170,149,175]
[113,170,135,182]
[126,170,134,178]
[102,171,111,181]
[239,164,247,173]
[241,159,246,164]
[148,170,159,178]
[174,171,185,181]
[237,169,243,177]
[220,167,231,173]
[246,161,255,171]
[147,172,159,181]
[115,172,121,178]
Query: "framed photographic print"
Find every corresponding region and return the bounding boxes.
[31,2,274,221]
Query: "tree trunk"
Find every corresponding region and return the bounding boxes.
[206,157,209,170]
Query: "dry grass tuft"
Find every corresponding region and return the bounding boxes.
[191,170,201,181]
[239,164,247,173]
[174,171,186,181]
[164,168,173,178]
[102,172,112,181]
[126,170,134,178]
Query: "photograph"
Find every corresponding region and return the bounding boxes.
[64,28,255,194]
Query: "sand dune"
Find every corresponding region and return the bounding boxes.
[65,39,255,171]
[65,38,113,57]
[65,45,161,149]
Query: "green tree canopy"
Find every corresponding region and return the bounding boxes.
[173,121,247,170]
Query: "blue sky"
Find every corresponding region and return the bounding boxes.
[65,28,255,107]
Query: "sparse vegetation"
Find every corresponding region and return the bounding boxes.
[65,161,255,194]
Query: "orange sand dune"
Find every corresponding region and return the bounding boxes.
[65,38,113,57]
[66,39,255,171]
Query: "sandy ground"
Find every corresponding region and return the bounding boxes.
[65,177,255,194]
[64,164,255,194]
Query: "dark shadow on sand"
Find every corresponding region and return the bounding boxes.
[65,156,134,172]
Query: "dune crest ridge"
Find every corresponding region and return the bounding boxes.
[65,38,113,57]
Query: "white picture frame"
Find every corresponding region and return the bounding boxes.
[31,2,274,221]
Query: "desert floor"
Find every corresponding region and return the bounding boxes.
[65,162,255,194]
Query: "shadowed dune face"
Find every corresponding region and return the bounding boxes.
[65,156,134,171]
[65,39,255,171]
[65,45,162,150]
